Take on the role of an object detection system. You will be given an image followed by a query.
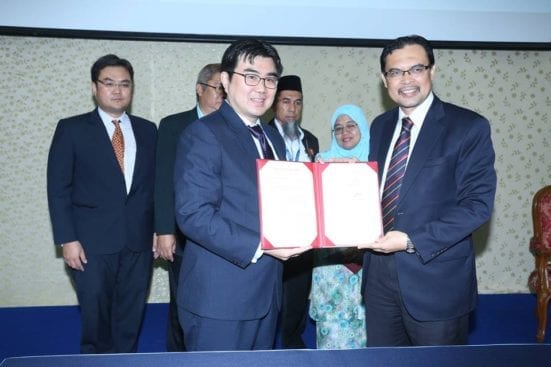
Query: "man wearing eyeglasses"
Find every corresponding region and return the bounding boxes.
[173,39,310,351]
[268,74,318,349]
[154,63,223,352]
[47,54,157,353]
[358,35,496,346]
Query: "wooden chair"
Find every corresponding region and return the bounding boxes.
[528,185,551,342]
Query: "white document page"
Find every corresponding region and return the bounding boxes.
[321,163,382,246]
[258,161,318,248]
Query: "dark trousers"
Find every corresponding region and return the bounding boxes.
[179,295,280,351]
[71,247,153,353]
[166,253,185,351]
[364,254,469,346]
[279,251,313,349]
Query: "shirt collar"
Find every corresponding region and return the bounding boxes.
[97,107,129,125]
[196,104,205,119]
[398,92,434,128]
[224,101,260,127]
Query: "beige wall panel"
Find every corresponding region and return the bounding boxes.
[0,36,549,306]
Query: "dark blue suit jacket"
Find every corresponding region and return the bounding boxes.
[364,96,497,321]
[174,102,286,320]
[47,109,157,254]
[154,108,199,252]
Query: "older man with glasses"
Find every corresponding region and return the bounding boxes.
[154,63,224,352]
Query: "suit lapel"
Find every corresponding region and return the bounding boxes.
[301,135,313,162]
[377,110,400,185]
[398,98,446,202]
[89,110,126,179]
[263,124,285,160]
[219,103,267,162]
[90,109,130,194]
[88,109,112,149]
[128,115,145,196]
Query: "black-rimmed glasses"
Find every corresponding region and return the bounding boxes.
[384,64,431,79]
[199,82,225,94]
[232,72,279,89]
[97,79,132,89]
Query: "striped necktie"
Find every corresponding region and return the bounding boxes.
[112,119,125,172]
[381,117,414,233]
[248,125,275,159]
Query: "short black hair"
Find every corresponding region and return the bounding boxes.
[221,39,283,77]
[380,35,434,72]
[91,54,134,82]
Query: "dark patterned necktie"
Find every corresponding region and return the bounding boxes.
[381,117,414,233]
[248,125,275,159]
[112,120,125,172]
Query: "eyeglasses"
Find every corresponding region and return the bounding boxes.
[383,64,431,79]
[97,79,132,89]
[231,72,279,89]
[333,122,358,136]
[199,82,225,94]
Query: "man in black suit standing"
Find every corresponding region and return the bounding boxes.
[47,54,157,353]
[269,75,319,348]
[154,63,224,351]
[359,35,496,346]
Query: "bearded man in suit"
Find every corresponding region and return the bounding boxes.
[268,74,318,348]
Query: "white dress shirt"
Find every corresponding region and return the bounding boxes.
[98,107,136,193]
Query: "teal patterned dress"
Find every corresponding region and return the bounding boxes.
[309,249,366,349]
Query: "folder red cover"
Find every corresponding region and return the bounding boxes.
[256,160,383,249]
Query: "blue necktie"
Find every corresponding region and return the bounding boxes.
[381,117,414,233]
[248,125,275,159]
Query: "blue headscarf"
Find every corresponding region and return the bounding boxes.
[318,104,370,161]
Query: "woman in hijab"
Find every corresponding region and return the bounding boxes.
[309,104,369,349]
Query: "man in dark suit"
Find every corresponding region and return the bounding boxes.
[173,39,310,351]
[47,54,157,354]
[268,75,318,348]
[154,63,223,352]
[359,35,497,346]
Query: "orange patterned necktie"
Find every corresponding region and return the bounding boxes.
[112,120,124,172]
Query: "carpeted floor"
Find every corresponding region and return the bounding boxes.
[0,293,547,362]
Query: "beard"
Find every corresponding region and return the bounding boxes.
[282,121,300,141]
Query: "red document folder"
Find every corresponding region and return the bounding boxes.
[257,159,383,249]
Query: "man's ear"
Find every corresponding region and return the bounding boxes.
[196,83,203,97]
[380,73,388,89]
[221,71,230,90]
[91,81,98,97]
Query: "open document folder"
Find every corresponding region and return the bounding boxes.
[257,159,383,249]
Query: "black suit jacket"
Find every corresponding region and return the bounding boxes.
[365,95,496,321]
[268,119,319,162]
[174,102,286,321]
[47,109,157,254]
[154,108,199,248]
